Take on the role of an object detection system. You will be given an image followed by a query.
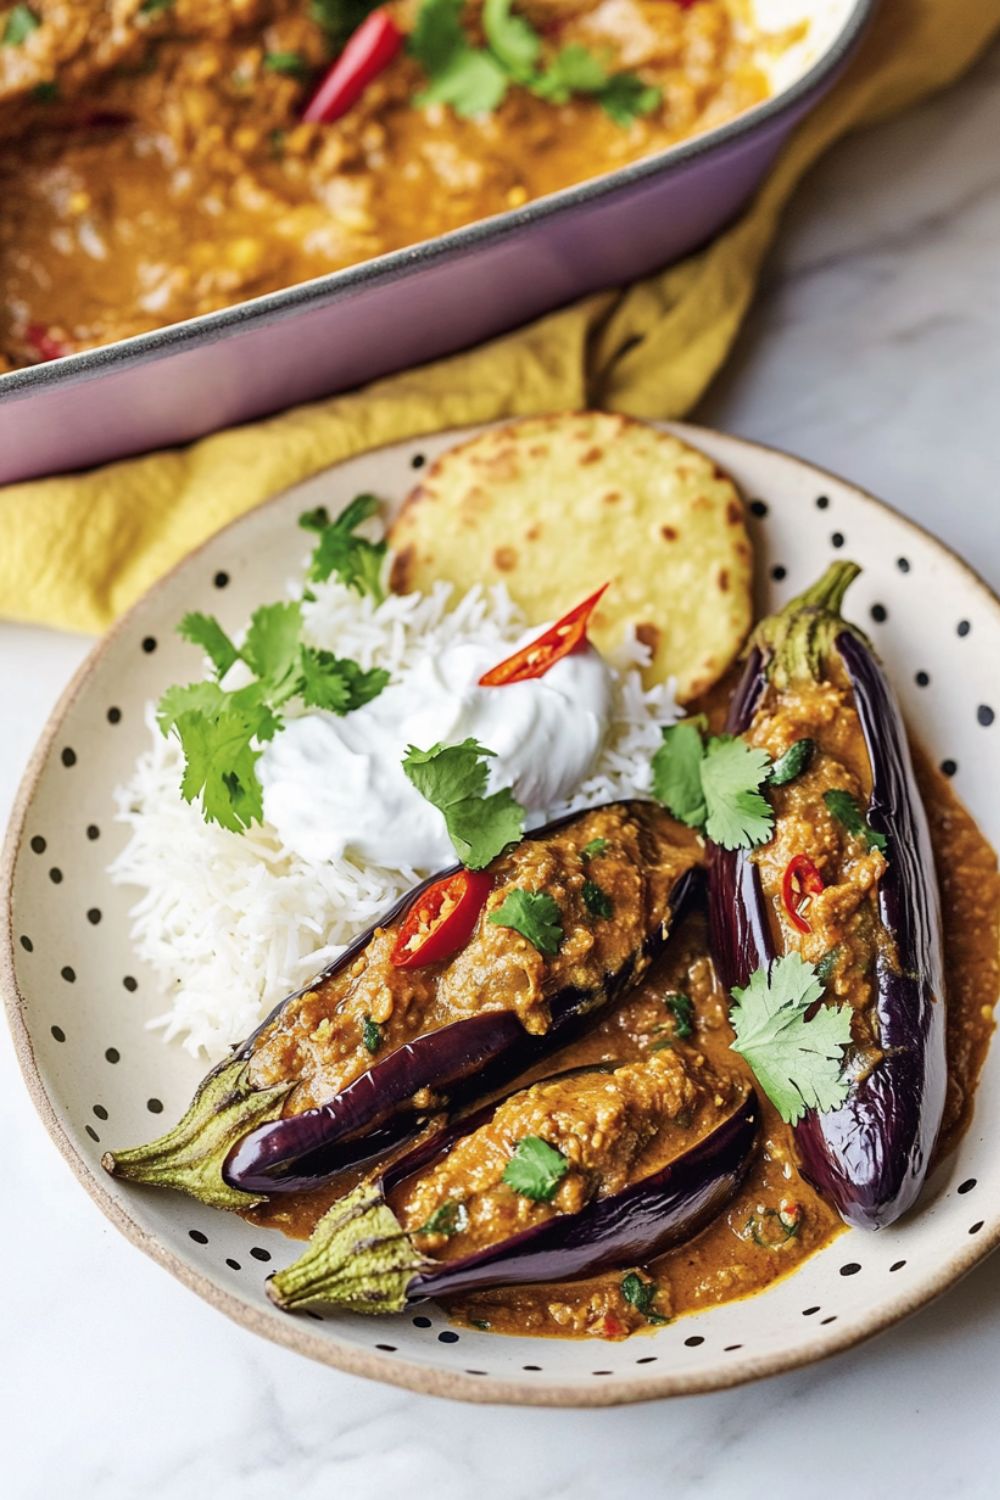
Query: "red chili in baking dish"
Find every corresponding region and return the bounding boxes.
[781,854,825,934]
[390,869,493,968]
[303,9,405,125]
[479,584,609,687]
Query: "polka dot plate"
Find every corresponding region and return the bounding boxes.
[2,422,998,1405]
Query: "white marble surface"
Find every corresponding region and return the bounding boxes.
[4,39,1000,1500]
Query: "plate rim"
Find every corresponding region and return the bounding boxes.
[3,417,998,1407]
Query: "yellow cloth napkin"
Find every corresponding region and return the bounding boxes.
[1,0,997,635]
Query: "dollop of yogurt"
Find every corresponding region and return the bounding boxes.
[258,630,614,870]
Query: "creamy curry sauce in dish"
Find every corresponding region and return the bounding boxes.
[0,0,779,370]
[100,415,1000,1343]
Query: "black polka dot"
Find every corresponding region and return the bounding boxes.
[830,532,845,549]
[49,867,63,884]
[969,1221,984,1235]
[188,1229,209,1245]
[61,966,76,983]
[684,1336,704,1347]
[940,759,958,778]
[85,1125,100,1142]
[413,1315,432,1328]
[20,935,33,952]
[104,1047,119,1064]
[93,1104,108,1121]
[635,1357,657,1365]
[249,1246,271,1262]
[305,1310,324,1321]
[141,636,157,654]
[958,1178,977,1195]
[107,706,121,724]
[51,1025,66,1043]
[214,571,230,589]
[465,1369,487,1376]
[771,565,787,581]
[839,1262,861,1277]
[61,747,77,768]
[815,495,830,510]
[821,1316,837,1325]
[802,1306,820,1316]
[87,908,102,925]
[411,453,426,469]
[724,1344,743,1352]
[30,835,46,854]
[225,1258,241,1271]
[915,670,930,687]
[123,975,137,992]
[870,604,887,623]
[890,1260,906,1272]
[147,1097,163,1114]
[86,824,100,841]
[977,705,995,727]
[438,1331,460,1344]
[375,1344,397,1353]
[957,619,971,638]
[749,500,768,518]
[896,557,910,573]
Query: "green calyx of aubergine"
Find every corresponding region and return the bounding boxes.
[750,560,872,691]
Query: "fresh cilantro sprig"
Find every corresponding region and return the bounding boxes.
[409,0,660,125]
[299,494,387,602]
[620,1271,668,1324]
[417,1199,469,1237]
[3,4,40,46]
[824,789,888,855]
[652,719,774,851]
[502,1135,569,1202]
[729,954,853,1125]
[666,992,694,1040]
[582,879,613,920]
[402,738,525,870]
[489,888,564,954]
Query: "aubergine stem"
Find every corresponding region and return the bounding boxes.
[101,1060,292,1210]
[750,560,869,688]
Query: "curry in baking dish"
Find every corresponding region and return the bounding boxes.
[0,0,779,370]
[101,415,999,1341]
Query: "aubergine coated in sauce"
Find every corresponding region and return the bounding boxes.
[266,1064,761,1316]
[102,801,700,1208]
[709,562,946,1230]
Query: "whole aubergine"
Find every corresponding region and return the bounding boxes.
[709,561,946,1230]
[103,801,700,1208]
[267,1055,760,1316]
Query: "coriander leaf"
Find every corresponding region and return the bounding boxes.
[482,0,539,82]
[157,680,227,737]
[700,735,774,850]
[533,43,606,102]
[264,50,308,76]
[408,0,467,73]
[177,612,240,680]
[489,888,563,955]
[651,720,708,828]
[581,837,608,860]
[310,0,378,51]
[417,1199,469,1237]
[582,878,613,920]
[621,1271,666,1322]
[502,1135,569,1202]
[814,946,840,985]
[174,704,267,833]
[138,0,173,15]
[299,648,389,714]
[302,494,387,601]
[769,737,815,787]
[598,72,661,127]
[666,992,694,1040]
[416,47,509,115]
[823,789,888,855]
[241,601,304,701]
[3,4,39,45]
[362,1015,382,1053]
[402,738,525,869]
[730,953,853,1125]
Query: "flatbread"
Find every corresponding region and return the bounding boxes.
[389,412,753,702]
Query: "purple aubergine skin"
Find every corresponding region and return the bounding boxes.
[224,812,699,1195]
[708,637,946,1231]
[387,1091,760,1304]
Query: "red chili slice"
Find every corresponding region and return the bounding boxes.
[302,9,404,125]
[25,324,69,362]
[479,584,609,687]
[390,869,493,969]
[781,854,825,934]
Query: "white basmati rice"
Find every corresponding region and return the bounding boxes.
[110,577,680,1061]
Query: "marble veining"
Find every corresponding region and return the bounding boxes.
[3,36,1000,1500]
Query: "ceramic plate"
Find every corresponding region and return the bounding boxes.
[3,422,998,1406]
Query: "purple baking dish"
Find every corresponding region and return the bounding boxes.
[0,0,873,484]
